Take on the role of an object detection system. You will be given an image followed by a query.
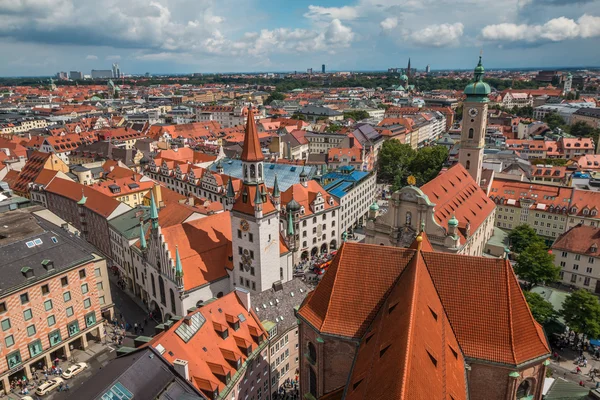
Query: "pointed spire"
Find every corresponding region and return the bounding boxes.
[175,246,184,278]
[272,174,280,198]
[226,177,235,198]
[240,106,264,162]
[254,186,263,205]
[139,221,147,250]
[287,211,294,236]
[77,188,87,205]
[150,191,159,229]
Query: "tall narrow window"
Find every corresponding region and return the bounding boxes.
[466,160,471,170]
[468,128,474,139]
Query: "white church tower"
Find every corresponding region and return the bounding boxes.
[230,107,282,293]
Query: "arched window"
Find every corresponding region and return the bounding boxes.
[466,160,471,170]
[250,164,256,178]
[516,380,531,399]
[309,367,317,398]
[307,342,317,365]
[159,276,166,306]
[468,128,474,139]
[405,212,412,226]
[244,165,248,179]
[170,289,176,314]
[151,273,156,297]
[258,164,263,179]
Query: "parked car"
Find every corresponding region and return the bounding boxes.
[35,377,64,396]
[62,362,88,379]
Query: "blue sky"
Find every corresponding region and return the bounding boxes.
[1,0,600,76]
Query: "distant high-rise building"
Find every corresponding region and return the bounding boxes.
[307,68,313,75]
[563,72,573,94]
[91,69,113,79]
[425,64,431,74]
[112,63,121,79]
[69,71,83,80]
[322,64,326,74]
[55,72,68,80]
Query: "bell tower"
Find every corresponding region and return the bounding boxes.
[459,56,490,186]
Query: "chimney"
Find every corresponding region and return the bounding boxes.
[183,315,192,326]
[173,359,190,381]
[236,287,251,312]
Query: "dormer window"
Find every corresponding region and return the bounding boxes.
[583,208,590,216]
[571,207,578,214]
[233,321,240,331]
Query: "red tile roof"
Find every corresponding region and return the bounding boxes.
[45,178,123,218]
[298,242,550,366]
[420,164,495,242]
[552,224,600,255]
[13,151,52,195]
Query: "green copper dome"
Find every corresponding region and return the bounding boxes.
[369,202,380,211]
[448,215,459,227]
[400,74,409,81]
[286,198,301,212]
[464,56,490,100]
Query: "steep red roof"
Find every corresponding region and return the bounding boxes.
[298,242,550,366]
[45,178,122,218]
[240,107,263,162]
[552,224,600,255]
[13,151,52,195]
[421,164,495,242]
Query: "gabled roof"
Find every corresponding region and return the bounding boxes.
[552,224,600,255]
[13,151,51,194]
[45,178,123,218]
[298,242,550,367]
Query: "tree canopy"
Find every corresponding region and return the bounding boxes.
[514,241,560,290]
[264,92,286,105]
[343,110,370,121]
[508,224,544,254]
[376,141,448,189]
[524,291,558,325]
[561,289,600,338]
[544,113,568,131]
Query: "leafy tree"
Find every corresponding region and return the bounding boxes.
[290,113,307,121]
[508,224,544,254]
[408,146,449,186]
[531,158,568,166]
[325,124,341,133]
[455,105,463,121]
[524,291,557,324]
[343,110,370,121]
[377,141,416,186]
[265,92,286,105]
[544,113,567,131]
[377,103,390,110]
[561,289,600,338]
[514,241,560,291]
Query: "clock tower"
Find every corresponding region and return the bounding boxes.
[459,56,490,186]
[230,106,283,294]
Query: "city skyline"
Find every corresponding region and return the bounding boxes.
[1,0,600,76]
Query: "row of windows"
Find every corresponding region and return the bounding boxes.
[5,312,96,369]
[1,297,93,332]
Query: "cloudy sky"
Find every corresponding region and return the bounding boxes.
[1,0,600,76]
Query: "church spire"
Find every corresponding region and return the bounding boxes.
[272,174,280,198]
[139,221,147,250]
[175,246,183,278]
[150,191,159,230]
[240,106,263,162]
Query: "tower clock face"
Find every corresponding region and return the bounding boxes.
[468,108,479,118]
[240,219,250,232]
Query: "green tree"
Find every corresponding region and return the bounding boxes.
[343,110,370,121]
[561,289,600,338]
[265,92,286,105]
[408,146,449,186]
[325,124,341,133]
[377,103,390,110]
[290,113,307,121]
[377,141,415,186]
[531,158,568,166]
[514,241,560,290]
[455,105,463,121]
[524,291,558,324]
[508,224,544,254]
[544,113,567,131]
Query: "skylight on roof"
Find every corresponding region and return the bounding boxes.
[33,238,43,246]
[51,237,58,243]
[175,312,206,343]
[26,241,35,248]
[238,313,246,322]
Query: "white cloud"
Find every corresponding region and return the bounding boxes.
[380,17,398,31]
[409,23,464,47]
[304,5,359,21]
[481,14,600,43]
[106,55,121,60]
[85,54,98,60]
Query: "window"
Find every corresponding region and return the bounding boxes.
[83,298,92,308]
[67,320,80,336]
[575,255,581,261]
[79,269,86,278]
[584,277,591,286]
[29,340,43,358]
[6,350,22,369]
[5,335,14,347]
[23,309,33,321]
[47,315,56,327]
[574,264,579,271]
[66,306,74,317]
[562,251,567,257]
[1,319,10,331]
[61,276,69,286]
[0,302,5,313]
[307,342,317,365]
[468,128,474,139]
[20,293,29,304]
[237,229,242,239]
[94,268,101,277]
[249,233,254,242]
[41,284,50,295]
[517,380,531,399]
[560,261,566,267]
[97,282,103,291]
[64,291,71,302]
[587,267,593,274]
[81,283,89,294]
[48,329,61,346]
[26,325,36,337]
[99,296,105,305]
[85,312,96,327]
